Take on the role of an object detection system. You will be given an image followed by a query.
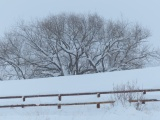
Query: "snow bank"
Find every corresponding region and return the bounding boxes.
[0,66,160,96]
[0,67,160,120]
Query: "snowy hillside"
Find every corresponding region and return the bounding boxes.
[0,67,160,120]
[1,66,160,96]
[1,0,160,119]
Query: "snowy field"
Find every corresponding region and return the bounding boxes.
[0,0,160,120]
[0,67,160,120]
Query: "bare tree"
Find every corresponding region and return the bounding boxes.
[0,13,153,80]
[0,32,31,79]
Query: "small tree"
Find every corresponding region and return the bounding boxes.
[111,81,145,110]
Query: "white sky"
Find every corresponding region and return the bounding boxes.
[0,0,160,47]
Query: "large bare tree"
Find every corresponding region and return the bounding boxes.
[0,13,153,80]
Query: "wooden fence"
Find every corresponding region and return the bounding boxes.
[0,89,159,109]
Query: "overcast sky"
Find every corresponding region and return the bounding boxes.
[0,0,160,47]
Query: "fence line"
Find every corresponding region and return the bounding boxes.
[0,89,159,109]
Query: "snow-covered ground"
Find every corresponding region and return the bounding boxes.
[0,66,160,120]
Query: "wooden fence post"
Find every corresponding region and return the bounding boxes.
[21,105,24,108]
[58,104,61,109]
[22,97,25,102]
[142,101,145,104]
[143,90,146,94]
[97,103,100,108]
[58,95,62,101]
[97,93,100,98]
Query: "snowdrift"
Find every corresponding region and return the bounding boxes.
[0,67,160,120]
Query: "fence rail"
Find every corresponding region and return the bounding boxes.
[129,99,160,104]
[0,99,160,109]
[0,89,160,102]
[0,101,115,108]
[0,88,159,109]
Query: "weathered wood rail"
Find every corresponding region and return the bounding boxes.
[0,89,159,109]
